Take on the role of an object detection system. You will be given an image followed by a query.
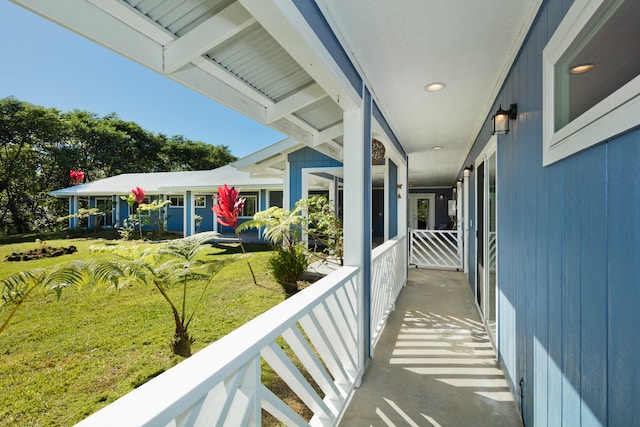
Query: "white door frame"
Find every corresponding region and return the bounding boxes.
[474,135,498,349]
[408,193,436,230]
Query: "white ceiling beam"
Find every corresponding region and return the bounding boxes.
[163,3,256,74]
[14,0,164,71]
[238,0,360,111]
[265,83,326,123]
[313,140,343,161]
[87,0,174,44]
[312,123,343,146]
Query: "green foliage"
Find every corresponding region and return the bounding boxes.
[0,236,283,426]
[299,196,344,264]
[268,246,308,293]
[0,262,86,335]
[86,232,231,357]
[0,96,237,235]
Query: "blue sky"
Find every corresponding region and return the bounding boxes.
[0,2,284,158]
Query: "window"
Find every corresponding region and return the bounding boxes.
[169,196,184,207]
[241,195,257,217]
[195,196,206,208]
[543,0,640,165]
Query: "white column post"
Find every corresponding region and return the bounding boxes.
[384,158,390,241]
[463,169,470,275]
[343,87,372,378]
[456,180,463,268]
[283,161,291,211]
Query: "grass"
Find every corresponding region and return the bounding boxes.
[0,234,298,426]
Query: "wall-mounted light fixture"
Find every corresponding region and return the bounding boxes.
[464,165,474,173]
[491,103,517,135]
[397,194,402,199]
[396,183,403,189]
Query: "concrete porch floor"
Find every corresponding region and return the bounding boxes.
[339,269,522,427]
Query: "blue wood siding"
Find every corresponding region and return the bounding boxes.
[458,0,640,424]
[287,147,342,210]
[167,204,183,232]
[407,188,454,229]
[388,160,398,238]
[195,195,214,232]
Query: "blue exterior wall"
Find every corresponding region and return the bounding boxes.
[287,147,342,210]
[388,160,398,238]
[408,188,454,229]
[167,203,184,232]
[459,0,640,424]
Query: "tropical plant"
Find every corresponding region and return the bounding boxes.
[212,184,257,285]
[86,232,230,357]
[238,204,308,294]
[0,262,85,335]
[298,196,344,265]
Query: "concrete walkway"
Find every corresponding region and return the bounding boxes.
[339,269,522,427]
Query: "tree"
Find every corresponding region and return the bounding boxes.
[160,136,236,171]
[0,97,67,233]
[87,232,230,357]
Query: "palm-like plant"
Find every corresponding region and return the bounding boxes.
[1,263,85,335]
[87,232,231,357]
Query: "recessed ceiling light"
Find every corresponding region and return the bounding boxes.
[432,146,443,150]
[570,63,595,74]
[424,82,446,92]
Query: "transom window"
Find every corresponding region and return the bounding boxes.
[543,0,640,165]
[169,196,184,207]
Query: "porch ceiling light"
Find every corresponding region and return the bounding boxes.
[570,63,595,74]
[424,82,446,92]
[491,103,518,135]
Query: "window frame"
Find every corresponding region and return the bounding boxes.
[194,195,206,208]
[241,195,258,217]
[169,196,184,207]
[542,0,640,166]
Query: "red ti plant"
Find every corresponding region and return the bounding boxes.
[213,184,257,285]
[131,187,146,240]
[69,169,85,185]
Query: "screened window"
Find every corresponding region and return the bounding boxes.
[169,196,184,207]
[242,195,257,217]
[543,0,640,165]
[195,196,206,208]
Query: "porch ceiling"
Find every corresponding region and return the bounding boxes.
[12,0,541,187]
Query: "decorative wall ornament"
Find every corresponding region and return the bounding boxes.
[372,138,386,164]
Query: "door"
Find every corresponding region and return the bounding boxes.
[476,139,498,342]
[409,194,435,230]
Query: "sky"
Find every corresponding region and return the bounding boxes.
[0,1,285,159]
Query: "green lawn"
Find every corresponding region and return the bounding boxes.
[0,235,288,426]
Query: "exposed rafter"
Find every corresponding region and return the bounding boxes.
[163,3,256,74]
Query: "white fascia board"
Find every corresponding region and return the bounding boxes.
[234,138,302,169]
[239,0,360,111]
[163,2,256,74]
[13,0,164,72]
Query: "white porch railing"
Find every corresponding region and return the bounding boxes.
[410,229,462,270]
[75,267,362,427]
[370,235,407,350]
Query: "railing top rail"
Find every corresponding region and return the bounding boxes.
[411,229,458,234]
[372,235,406,260]
[76,266,360,427]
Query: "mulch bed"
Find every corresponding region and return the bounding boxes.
[6,246,77,261]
